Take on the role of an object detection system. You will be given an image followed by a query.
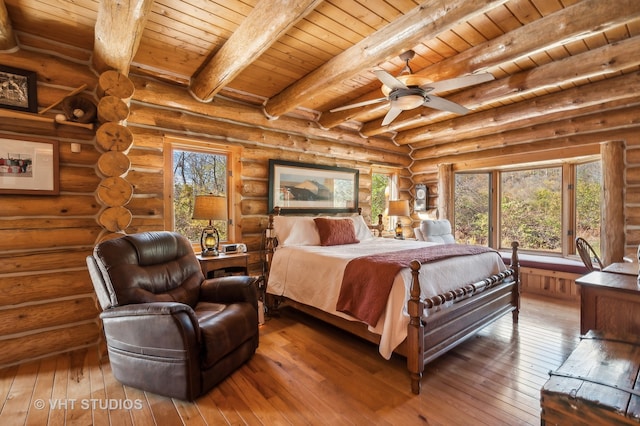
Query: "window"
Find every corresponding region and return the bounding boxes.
[575,161,602,255]
[371,172,390,223]
[454,159,601,256]
[372,169,398,231]
[165,138,238,246]
[500,168,562,252]
[454,173,491,246]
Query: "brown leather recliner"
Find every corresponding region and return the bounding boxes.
[86,231,259,400]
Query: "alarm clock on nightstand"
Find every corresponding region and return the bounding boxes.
[221,243,247,254]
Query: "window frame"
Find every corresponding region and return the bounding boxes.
[372,166,401,232]
[454,155,601,257]
[163,136,242,248]
[496,165,564,254]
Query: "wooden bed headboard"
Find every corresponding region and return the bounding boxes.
[263,206,384,282]
[267,206,383,237]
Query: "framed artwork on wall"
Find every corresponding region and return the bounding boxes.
[268,159,359,214]
[0,65,38,113]
[0,136,59,195]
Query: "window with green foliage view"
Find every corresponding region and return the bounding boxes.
[371,173,391,225]
[454,160,601,256]
[454,173,490,245]
[576,161,602,254]
[500,168,562,252]
[172,149,228,243]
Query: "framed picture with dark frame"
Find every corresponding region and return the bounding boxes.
[0,136,59,195]
[0,65,38,113]
[268,159,359,214]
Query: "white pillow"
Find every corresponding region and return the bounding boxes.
[420,220,455,244]
[273,216,320,246]
[273,215,373,246]
[351,215,375,241]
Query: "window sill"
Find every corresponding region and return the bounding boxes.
[500,252,588,275]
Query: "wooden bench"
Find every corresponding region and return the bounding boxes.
[501,252,587,300]
[541,331,640,425]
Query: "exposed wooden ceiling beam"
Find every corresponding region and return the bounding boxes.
[413,129,632,173]
[92,0,155,75]
[129,75,406,155]
[413,101,640,161]
[399,71,640,146]
[128,104,411,166]
[262,0,509,119]
[0,0,17,52]
[190,0,322,102]
[363,33,640,137]
[319,0,640,130]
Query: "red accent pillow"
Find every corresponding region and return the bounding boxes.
[314,218,360,246]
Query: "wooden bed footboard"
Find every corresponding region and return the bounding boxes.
[263,209,520,395]
[406,241,520,394]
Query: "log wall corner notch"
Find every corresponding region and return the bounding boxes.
[93,70,135,241]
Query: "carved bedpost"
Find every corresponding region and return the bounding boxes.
[264,207,281,281]
[511,241,520,323]
[263,207,280,311]
[407,259,424,395]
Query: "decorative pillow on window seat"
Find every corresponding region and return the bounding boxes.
[313,218,360,246]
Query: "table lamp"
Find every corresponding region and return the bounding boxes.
[192,194,227,256]
[388,199,410,239]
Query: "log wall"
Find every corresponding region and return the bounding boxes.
[0,117,102,366]
[0,49,416,367]
[0,45,638,367]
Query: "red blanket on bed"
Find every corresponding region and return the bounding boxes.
[336,244,497,326]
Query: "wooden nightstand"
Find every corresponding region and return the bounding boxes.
[197,252,249,278]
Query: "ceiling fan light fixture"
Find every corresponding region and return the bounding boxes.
[392,94,425,110]
[336,52,490,125]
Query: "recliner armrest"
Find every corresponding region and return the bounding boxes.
[100,302,201,350]
[200,275,258,307]
[100,301,196,321]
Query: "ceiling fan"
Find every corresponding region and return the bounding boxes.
[330,50,495,126]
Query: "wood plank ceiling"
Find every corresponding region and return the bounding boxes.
[1,0,640,159]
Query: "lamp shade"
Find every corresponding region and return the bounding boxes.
[388,199,410,217]
[192,194,227,221]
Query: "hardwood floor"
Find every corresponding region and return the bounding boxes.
[0,294,579,425]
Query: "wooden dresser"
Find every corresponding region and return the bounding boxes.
[576,267,640,335]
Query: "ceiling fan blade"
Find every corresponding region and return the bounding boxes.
[373,70,407,90]
[421,73,494,93]
[423,95,470,115]
[329,97,388,112]
[381,106,403,126]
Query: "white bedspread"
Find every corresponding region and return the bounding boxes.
[267,238,507,359]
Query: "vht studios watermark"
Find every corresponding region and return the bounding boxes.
[33,398,143,410]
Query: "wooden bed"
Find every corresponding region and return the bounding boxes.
[263,209,520,395]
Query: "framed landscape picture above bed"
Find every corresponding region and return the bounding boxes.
[268,159,359,214]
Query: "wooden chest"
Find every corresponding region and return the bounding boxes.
[541,331,640,425]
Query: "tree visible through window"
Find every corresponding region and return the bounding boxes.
[371,173,390,224]
[453,159,601,256]
[172,149,228,243]
[501,168,562,252]
[454,173,490,245]
[576,161,602,255]
[371,171,400,231]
